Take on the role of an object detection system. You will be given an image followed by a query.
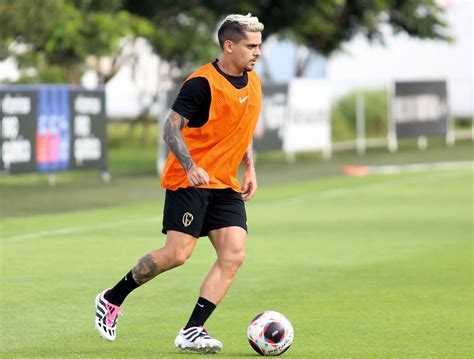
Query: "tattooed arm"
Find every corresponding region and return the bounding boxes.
[163,110,209,186]
[163,110,193,170]
[241,141,257,201]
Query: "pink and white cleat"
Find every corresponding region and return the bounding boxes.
[95,289,122,341]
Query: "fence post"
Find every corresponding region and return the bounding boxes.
[356,88,366,155]
[387,82,398,152]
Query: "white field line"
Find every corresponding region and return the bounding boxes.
[367,161,473,175]
[4,163,470,242]
[257,167,467,207]
[4,216,159,241]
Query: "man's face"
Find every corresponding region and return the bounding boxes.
[229,31,262,72]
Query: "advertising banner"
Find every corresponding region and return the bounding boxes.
[69,88,107,170]
[0,85,106,174]
[284,79,331,154]
[35,86,71,172]
[392,80,449,138]
[254,84,287,152]
[0,88,37,173]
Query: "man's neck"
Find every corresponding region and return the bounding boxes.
[217,58,243,77]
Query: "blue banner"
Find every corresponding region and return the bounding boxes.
[1,85,106,174]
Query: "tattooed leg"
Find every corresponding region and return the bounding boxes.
[132,254,159,285]
[130,232,198,285]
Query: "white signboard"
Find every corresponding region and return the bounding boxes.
[284,79,331,155]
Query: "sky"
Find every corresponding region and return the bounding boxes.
[255,0,473,116]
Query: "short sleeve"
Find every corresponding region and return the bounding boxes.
[171,77,211,127]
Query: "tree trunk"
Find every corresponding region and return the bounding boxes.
[295,50,313,78]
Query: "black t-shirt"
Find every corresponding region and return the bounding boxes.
[172,60,249,128]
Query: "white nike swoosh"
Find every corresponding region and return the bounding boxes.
[197,303,204,307]
[239,95,249,103]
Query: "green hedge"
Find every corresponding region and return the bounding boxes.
[331,88,388,141]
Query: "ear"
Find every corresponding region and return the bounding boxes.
[224,39,233,54]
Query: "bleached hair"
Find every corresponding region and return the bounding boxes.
[222,13,264,32]
[217,13,264,49]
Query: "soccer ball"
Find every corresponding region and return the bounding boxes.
[247,311,294,356]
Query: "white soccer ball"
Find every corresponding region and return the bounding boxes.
[247,310,294,356]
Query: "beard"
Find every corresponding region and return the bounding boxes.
[244,63,256,72]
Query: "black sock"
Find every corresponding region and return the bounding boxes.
[184,297,216,329]
[104,270,140,306]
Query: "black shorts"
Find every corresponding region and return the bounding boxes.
[162,187,247,238]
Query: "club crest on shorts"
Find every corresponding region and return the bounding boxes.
[182,212,194,227]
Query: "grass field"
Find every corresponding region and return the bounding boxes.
[1,165,472,358]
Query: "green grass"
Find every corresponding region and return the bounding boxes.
[1,168,472,358]
[0,139,472,218]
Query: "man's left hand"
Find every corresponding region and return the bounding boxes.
[242,167,257,201]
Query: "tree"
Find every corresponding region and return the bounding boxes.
[254,0,452,76]
[0,0,451,83]
[121,0,451,78]
[0,0,154,83]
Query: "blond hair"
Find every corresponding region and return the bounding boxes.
[217,13,264,49]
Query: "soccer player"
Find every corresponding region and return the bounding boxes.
[95,13,263,354]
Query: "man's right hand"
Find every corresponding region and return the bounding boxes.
[186,165,210,186]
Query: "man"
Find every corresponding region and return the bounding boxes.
[95,13,264,354]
